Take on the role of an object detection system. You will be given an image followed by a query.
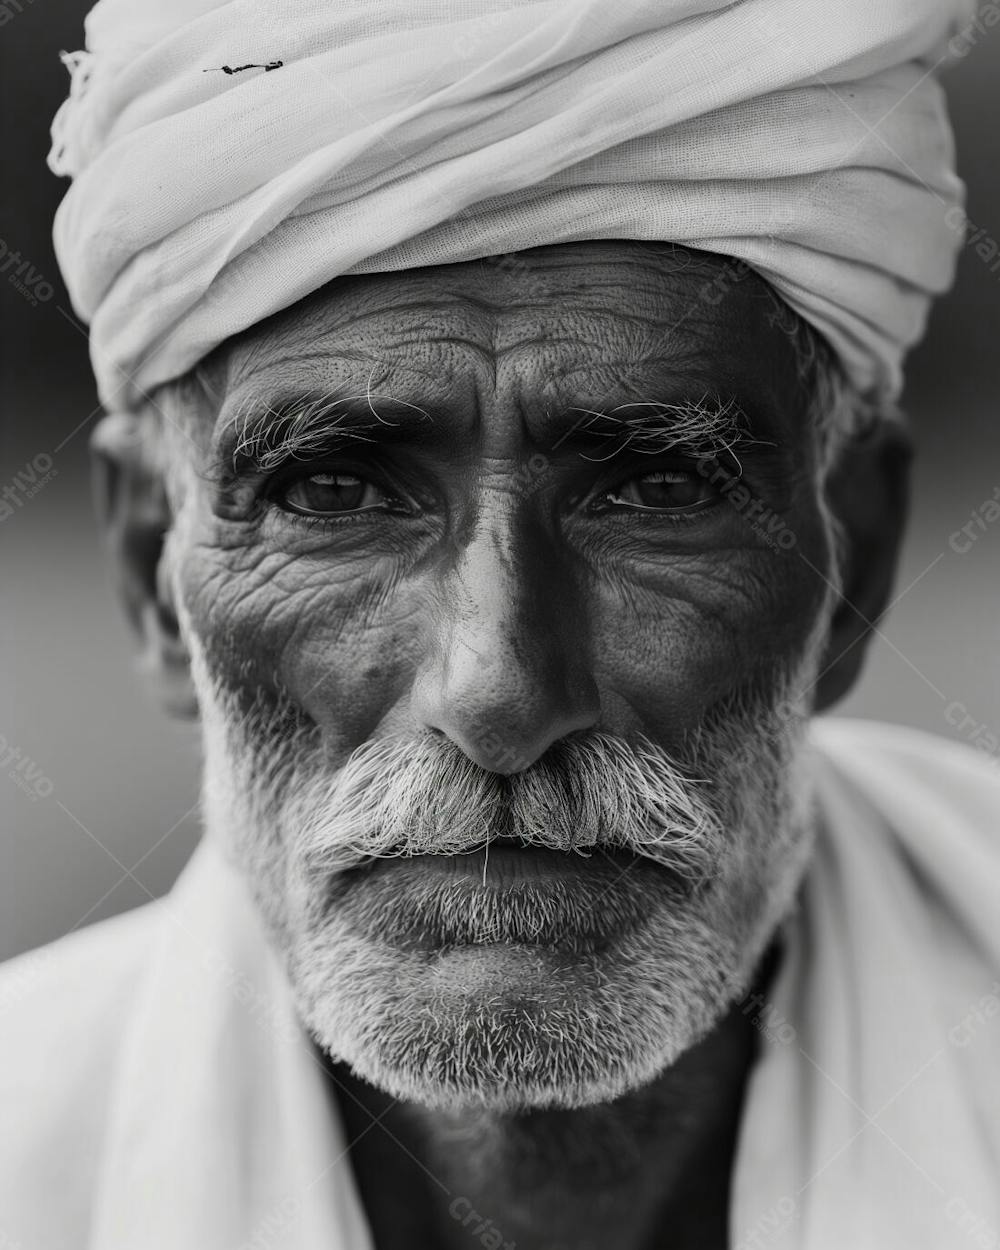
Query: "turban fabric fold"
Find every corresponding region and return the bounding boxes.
[49,0,975,411]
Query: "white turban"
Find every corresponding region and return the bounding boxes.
[49,0,974,412]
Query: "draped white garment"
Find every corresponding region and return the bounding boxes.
[2,718,999,1248]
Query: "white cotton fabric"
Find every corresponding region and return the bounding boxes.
[2,719,1000,1248]
[48,0,974,412]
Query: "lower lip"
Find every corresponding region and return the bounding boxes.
[328,843,685,953]
[393,843,644,886]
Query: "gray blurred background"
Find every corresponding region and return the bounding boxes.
[2,5,998,961]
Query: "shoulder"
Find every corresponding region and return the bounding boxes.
[0,898,163,1059]
[810,715,1000,812]
[0,900,164,1245]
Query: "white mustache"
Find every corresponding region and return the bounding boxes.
[294,730,724,882]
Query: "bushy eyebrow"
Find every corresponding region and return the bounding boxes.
[558,395,768,468]
[213,387,435,480]
[212,384,771,484]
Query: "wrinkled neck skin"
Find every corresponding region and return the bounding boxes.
[327,944,779,1250]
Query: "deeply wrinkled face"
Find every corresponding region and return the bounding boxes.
[161,242,838,1111]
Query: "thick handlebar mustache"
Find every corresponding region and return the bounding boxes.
[295,730,724,880]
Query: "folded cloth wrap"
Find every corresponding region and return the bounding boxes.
[48,0,976,411]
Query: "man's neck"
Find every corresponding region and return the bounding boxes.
[323,945,779,1250]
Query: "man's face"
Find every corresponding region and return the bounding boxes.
[162,242,838,1112]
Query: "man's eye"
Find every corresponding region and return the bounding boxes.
[275,472,393,517]
[603,469,715,513]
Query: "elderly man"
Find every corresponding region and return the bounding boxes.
[3,1,999,1247]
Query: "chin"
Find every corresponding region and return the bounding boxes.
[284,829,815,1113]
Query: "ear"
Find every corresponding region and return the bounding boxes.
[813,419,912,712]
[90,412,198,719]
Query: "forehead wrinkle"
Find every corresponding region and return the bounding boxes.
[486,291,724,370]
[496,306,710,336]
[509,343,715,406]
[470,282,720,342]
[224,334,462,385]
[474,256,728,316]
[379,332,498,372]
[298,254,730,348]
[228,306,502,392]
[285,289,503,345]
[488,326,700,377]
[221,251,743,399]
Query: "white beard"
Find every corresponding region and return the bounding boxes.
[185,612,827,1113]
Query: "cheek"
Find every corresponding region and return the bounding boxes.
[176,529,427,756]
[588,534,832,741]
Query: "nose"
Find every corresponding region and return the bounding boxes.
[411,506,599,774]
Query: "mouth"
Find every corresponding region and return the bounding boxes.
[324,842,687,953]
[398,841,641,884]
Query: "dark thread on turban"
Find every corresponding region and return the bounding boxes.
[203,60,283,75]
